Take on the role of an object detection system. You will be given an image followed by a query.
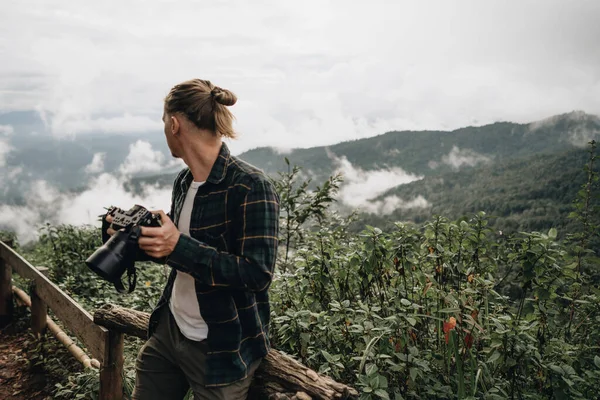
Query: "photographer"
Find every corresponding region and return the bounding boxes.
[105,79,280,399]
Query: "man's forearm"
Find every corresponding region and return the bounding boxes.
[165,233,276,292]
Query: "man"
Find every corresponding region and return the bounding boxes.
[106,79,280,399]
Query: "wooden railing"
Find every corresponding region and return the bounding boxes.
[0,240,123,400]
[0,240,358,400]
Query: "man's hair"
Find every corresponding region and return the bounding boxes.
[164,79,237,139]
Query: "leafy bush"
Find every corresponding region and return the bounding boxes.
[268,142,600,399]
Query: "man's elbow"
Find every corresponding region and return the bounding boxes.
[247,268,273,292]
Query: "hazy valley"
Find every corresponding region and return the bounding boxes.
[1,109,599,242]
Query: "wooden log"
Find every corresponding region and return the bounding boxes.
[93,304,358,400]
[0,256,12,328]
[94,303,149,339]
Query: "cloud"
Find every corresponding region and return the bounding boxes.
[0,173,173,244]
[272,146,293,155]
[372,195,431,215]
[85,152,106,174]
[0,125,14,135]
[329,151,427,214]
[0,125,13,167]
[7,166,22,180]
[118,140,182,176]
[529,111,600,147]
[440,146,491,170]
[2,1,600,153]
[49,113,159,138]
[0,140,178,243]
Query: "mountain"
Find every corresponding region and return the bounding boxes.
[238,111,600,182]
[361,146,599,236]
[2,110,599,239]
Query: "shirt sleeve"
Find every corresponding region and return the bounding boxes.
[165,178,280,291]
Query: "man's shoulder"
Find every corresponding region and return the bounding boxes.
[227,155,273,190]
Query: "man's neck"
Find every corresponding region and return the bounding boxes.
[180,138,222,183]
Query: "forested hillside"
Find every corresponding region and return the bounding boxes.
[239,111,600,181]
[362,147,600,236]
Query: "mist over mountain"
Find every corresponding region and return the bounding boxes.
[239,111,600,181]
[0,110,181,204]
[0,110,598,242]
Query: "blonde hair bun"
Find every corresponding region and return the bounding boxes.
[211,87,237,107]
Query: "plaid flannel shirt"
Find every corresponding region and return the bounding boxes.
[148,142,280,387]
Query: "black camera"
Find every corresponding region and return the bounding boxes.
[86,205,161,293]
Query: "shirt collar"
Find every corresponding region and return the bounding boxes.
[179,142,231,190]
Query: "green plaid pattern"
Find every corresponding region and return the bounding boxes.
[148,142,280,387]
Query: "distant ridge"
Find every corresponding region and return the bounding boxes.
[238,111,600,183]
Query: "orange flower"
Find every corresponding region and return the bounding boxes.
[443,317,457,344]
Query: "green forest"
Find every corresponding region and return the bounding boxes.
[1,141,599,399]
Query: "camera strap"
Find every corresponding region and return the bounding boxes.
[113,266,136,294]
[113,226,141,294]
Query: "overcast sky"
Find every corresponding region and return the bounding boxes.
[1,0,599,155]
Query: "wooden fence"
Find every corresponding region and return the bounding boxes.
[0,240,123,399]
[0,240,358,400]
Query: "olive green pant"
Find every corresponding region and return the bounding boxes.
[132,307,261,400]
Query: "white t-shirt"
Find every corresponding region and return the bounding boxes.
[169,180,209,341]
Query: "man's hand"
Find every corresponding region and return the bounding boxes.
[105,214,118,236]
[138,210,180,259]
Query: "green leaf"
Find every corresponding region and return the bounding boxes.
[410,367,418,382]
[487,351,501,364]
[550,365,564,375]
[548,227,558,239]
[595,355,600,369]
[374,389,390,400]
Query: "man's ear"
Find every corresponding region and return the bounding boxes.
[170,115,180,136]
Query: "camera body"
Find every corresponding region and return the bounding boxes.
[107,204,162,231]
[86,205,161,293]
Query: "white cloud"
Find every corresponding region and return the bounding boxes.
[50,114,159,138]
[440,146,491,170]
[272,146,293,155]
[0,203,45,244]
[374,195,431,215]
[0,125,14,135]
[0,126,12,166]
[0,140,11,167]
[118,140,182,176]
[0,174,173,244]
[56,173,171,226]
[1,1,599,153]
[329,151,427,215]
[85,152,106,174]
[529,111,600,147]
[7,166,22,180]
[0,140,181,243]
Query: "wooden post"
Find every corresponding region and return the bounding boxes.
[0,257,12,328]
[30,267,49,337]
[99,331,124,400]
